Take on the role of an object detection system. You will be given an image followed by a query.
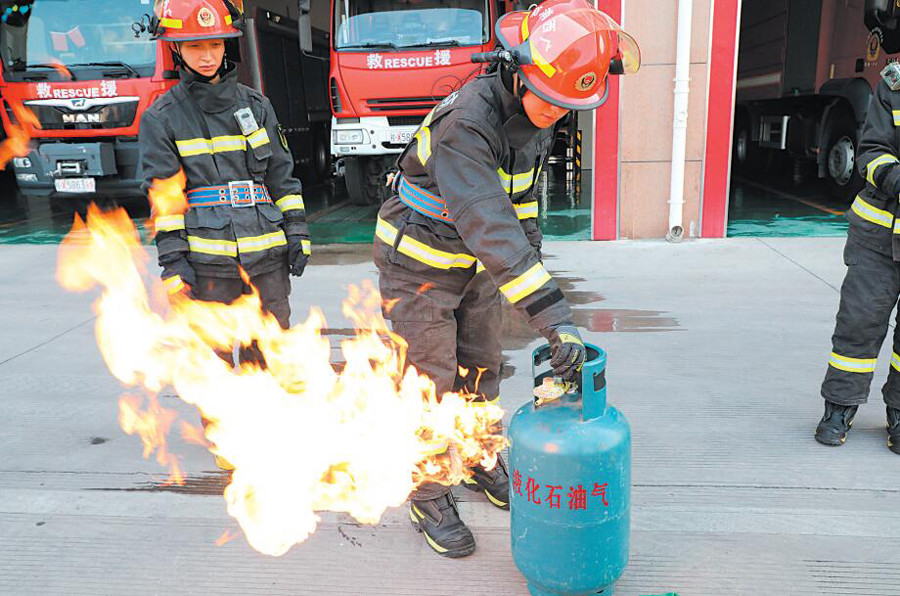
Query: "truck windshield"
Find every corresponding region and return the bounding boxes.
[334,0,490,50]
[0,0,155,78]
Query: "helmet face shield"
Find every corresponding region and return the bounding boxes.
[496,0,641,110]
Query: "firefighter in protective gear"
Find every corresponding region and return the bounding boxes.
[141,0,310,469]
[377,0,640,557]
[817,69,900,454]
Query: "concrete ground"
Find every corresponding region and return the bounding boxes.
[2,236,899,596]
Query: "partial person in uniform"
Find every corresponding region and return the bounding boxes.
[374,0,640,557]
[140,0,310,467]
[817,62,900,454]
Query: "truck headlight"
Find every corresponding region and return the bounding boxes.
[13,157,32,169]
[335,129,365,145]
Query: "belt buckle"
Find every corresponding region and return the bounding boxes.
[229,180,255,208]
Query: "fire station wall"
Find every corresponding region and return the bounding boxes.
[617,0,712,239]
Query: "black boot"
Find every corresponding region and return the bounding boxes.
[887,407,900,455]
[463,454,510,510]
[409,493,475,558]
[815,401,859,446]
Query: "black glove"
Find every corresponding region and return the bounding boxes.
[546,325,586,382]
[287,235,309,277]
[160,253,196,296]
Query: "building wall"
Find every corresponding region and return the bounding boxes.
[616,0,715,239]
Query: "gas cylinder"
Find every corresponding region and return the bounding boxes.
[509,344,630,596]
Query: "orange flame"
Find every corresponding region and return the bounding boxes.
[49,62,73,80]
[0,104,39,170]
[57,204,506,557]
[147,170,188,237]
[119,394,185,486]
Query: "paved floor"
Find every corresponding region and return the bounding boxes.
[2,234,899,595]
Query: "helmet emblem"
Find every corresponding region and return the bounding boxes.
[197,6,216,27]
[576,72,598,92]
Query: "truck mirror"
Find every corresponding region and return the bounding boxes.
[298,0,312,54]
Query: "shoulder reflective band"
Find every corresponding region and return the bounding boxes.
[866,153,899,187]
[829,352,877,373]
[163,275,185,294]
[850,195,892,229]
[154,214,185,232]
[500,262,552,304]
[276,194,305,213]
[894,111,900,127]
[414,106,439,166]
[375,217,476,270]
[247,128,270,149]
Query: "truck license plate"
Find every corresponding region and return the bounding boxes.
[54,178,96,193]
[389,131,414,144]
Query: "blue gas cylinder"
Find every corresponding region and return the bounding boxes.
[509,344,631,596]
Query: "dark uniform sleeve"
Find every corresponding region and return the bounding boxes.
[261,98,310,255]
[859,81,900,196]
[432,117,573,335]
[138,109,189,264]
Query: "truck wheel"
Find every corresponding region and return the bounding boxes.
[344,157,381,205]
[824,116,863,202]
[312,130,332,181]
[732,112,761,175]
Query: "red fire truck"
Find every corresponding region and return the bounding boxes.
[0,0,329,201]
[327,0,512,205]
[734,0,900,199]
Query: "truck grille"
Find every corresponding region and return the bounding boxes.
[387,116,424,126]
[367,97,444,112]
[24,99,139,131]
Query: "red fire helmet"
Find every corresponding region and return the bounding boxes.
[496,0,641,110]
[153,0,242,42]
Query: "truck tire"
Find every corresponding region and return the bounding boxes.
[344,157,381,206]
[732,112,761,175]
[312,129,332,182]
[824,115,863,202]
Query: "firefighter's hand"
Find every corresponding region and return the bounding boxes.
[161,254,196,297]
[287,235,309,277]
[546,325,586,382]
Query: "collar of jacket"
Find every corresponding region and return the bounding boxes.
[488,71,541,150]
[181,65,239,114]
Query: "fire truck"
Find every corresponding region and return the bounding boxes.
[0,0,329,201]
[325,0,512,205]
[734,0,900,199]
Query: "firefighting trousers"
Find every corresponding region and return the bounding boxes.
[822,237,900,409]
[378,269,503,502]
[194,265,292,368]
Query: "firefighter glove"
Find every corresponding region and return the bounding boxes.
[547,324,586,382]
[287,235,310,277]
[160,254,197,296]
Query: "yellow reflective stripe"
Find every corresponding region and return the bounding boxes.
[175,138,214,157]
[521,12,530,40]
[514,201,539,220]
[155,214,185,232]
[500,262,552,304]
[866,154,899,186]
[829,352,877,373]
[301,239,311,255]
[850,195,893,229]
[893,352,900,373]
[894,111,900,126]
[163,275,185,294]
[529,40,557,78]
[247,128,270,149]
[415,126,432,165]
[211,135,247,152]
[375,217,398,246]
[160,17,183,29]
[276,194,305,212]
[475,260,486,274]
[398,235,477,270]
[894,218,900,235]
[236,231,287,254]
[225,14,233,25]
[557,333,583,346]
[187,235,238,257]
[498,167,536,194]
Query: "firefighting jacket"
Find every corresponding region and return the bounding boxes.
[848,79,900,260]
[139,66,309,280]
[375,70,573,334]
